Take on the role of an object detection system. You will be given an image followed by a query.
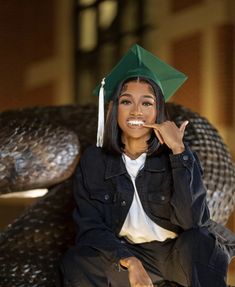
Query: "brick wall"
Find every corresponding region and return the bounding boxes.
[0,0,56,111]
[215,24,234,126]
[171,0,204,12]
[170,32,202,113]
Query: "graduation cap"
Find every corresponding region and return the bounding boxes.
[95,44,187,147]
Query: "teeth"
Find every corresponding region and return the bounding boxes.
[127,120,144,126]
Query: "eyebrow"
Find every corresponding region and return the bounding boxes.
[142,95,155,100]
[119,93,155,100]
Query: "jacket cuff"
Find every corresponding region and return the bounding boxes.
[169,144,195,169]
[113,247,134,271]
[116,246,133,262]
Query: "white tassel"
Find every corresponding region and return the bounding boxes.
[96,78,105,147]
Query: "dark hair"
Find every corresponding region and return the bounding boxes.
[102,77,168,155]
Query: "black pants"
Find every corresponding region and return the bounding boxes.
[60,228,230,287]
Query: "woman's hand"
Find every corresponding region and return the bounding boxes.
[119,257,153,287]
[143,120,189,154]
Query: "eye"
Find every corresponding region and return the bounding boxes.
[119,99,132,105]
[142,101,153,107]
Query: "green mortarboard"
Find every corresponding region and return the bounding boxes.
[94,44,187,102]
[95,44,187,147]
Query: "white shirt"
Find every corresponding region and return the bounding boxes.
[119,153,177,243]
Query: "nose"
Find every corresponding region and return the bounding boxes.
[130,103,143,116]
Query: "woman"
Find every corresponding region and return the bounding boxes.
[61,45,230,287]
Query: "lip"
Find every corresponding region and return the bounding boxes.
[126,118,145,127]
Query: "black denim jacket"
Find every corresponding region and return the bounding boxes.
[73,144,213,263]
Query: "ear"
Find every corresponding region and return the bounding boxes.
[106,101,113,121]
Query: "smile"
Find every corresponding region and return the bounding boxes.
[127,120,145,126]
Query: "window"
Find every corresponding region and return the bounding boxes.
[75,0,149,103]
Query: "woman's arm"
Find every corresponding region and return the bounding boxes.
[144,120,210,230]
[73,164,133,263]
[74,150,155,286]
[169,145,210,229]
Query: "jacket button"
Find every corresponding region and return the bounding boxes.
[161,196,165,201]
[104,194,110,200]
[182,155,189,161]
[121,200,126,206]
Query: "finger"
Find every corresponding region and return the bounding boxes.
[147,281,154,287]
[143,123,159,129]
[179,120,189,134]
[154,129,164,144]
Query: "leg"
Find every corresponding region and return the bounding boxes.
[60,246,130,287]
[165,227,230,287]
[120,239,184,286]
[123,240,167,284]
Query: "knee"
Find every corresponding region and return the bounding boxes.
[60,247,94,279]
[60,246,103,287]
[178,227,214,246]
[60,247,81,282]
[61,246,98,270]
[175,228,215,264]
[176,227,229,268]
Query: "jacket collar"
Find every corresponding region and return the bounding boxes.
[104,152,166,179]
[105,154,127,179]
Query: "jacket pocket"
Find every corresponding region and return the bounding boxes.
[147,172,172,204]
[147,185,172,219]
[148,190,170,203]
[89,191,115,204]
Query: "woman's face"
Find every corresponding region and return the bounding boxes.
[117,81,157,141]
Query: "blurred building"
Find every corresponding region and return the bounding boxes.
[0,0,234,155]
[0,0,75,110]
[76,0,235,157]
[0,0,235,273]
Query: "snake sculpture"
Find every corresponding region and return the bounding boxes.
[0,103,235,287]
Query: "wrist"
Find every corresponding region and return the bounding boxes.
[171,144,185,154]
[119,256,140,270]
